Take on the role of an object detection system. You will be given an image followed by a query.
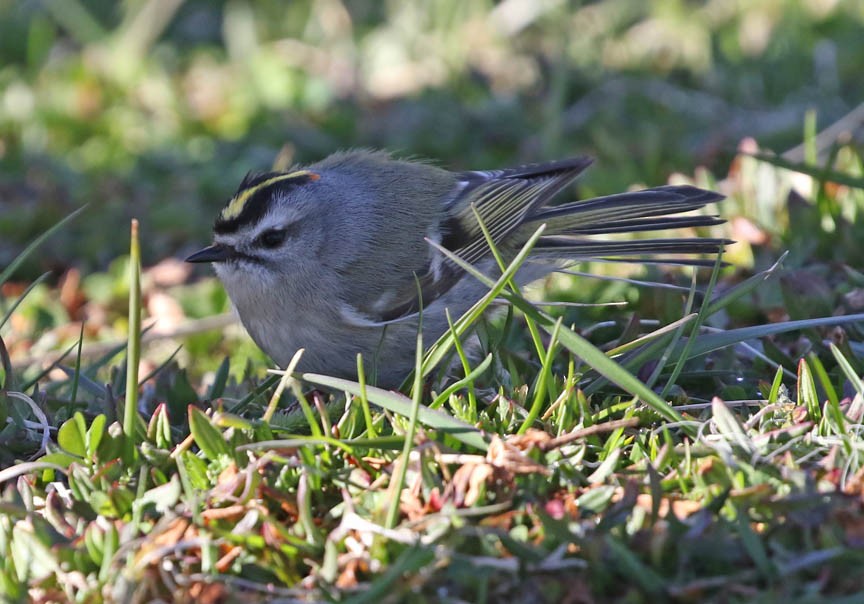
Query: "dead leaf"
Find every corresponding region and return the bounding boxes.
[146,257,193,287]
[147,291,186,334]
[465,463,495,507]
[201,505,248,522]
[215,545,242,573]
[487,435,550,476]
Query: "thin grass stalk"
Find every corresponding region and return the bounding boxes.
[644,271,698,390]
[123,220,142,456]
[420,224,546,377]
[386,327,425,529]
[445,308,477,414]
[429,234,689,430]
[0,206,86,295]
[660,249,724,399]
[357,354,377,439]
[67,321,86,417]
[470,203,545,361]
[264,349,304,424]
[0,272,51,331]
[429,354,492,410]
[767,365,785,403]
[518,317,562,434]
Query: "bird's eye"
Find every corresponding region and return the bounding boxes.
[257,228,288,249]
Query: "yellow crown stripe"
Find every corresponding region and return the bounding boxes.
[220,170,318,221]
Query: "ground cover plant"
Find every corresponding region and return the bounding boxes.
[2,1,864,602]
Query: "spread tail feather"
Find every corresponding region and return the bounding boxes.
[531,236,732,263]
[521,183,728,266]
[528,185,724,237]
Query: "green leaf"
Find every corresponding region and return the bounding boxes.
[188,406,231,460]
[168,369,201,411]
[767,365,785,403]
[10,522,61,582]
[576,485,616,513]
[207,357,231,400]
[134,475,181,514]
[37,452,79,470]
[84,522,106,566]
[735,507,776,579]
[86,414,106,457]
[146,403,173,449]
[797,358,821,423]
[57,413,87,458]
[178,450,211,491]
[87,491,117,517]
[604,535,666,595]
[712,398,754,454]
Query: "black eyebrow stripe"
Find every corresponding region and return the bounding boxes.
[214,173,316,234]
[214,187,273,234]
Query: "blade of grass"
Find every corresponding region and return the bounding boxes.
[470,203,545,361]
[604,535,666,595]
[440,308,478,414]
[420,223,546,378]
[588,255,790,396]
[356,353,377,438]
[344,546,435,604]
[767,365,785,403]
[66,321,86,416]
[797,358,821,424]
[136,344,182,385]
[123,220,142,460]
[386,325,425,529]
[682,314,864,359]
[749,152,864,190]
[660,250,724,398]
[831,343,864,398]
[704,252,787,316]
[0,334,10,391]
[0,272,51,331]
[643,272,698,390]
[429,353,492,410]
[206,357,231,400]
[429,236,689,430]
[20,341,79,393]
[518,317,562,434]
[299,373,487,451]
[263,349,306,425]
[605,314,698,358]
[807,351,838,410]
[0,206,86,293]
[226,373,280,415]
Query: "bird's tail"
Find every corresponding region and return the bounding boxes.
[523,185,730,265]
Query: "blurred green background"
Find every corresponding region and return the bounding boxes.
[2,0,862,274]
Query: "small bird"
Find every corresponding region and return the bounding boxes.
[186,151,726,387]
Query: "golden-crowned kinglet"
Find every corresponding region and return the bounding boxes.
[186,151,726,387]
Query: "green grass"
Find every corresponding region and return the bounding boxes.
[2,1,864,602]
[3,142,864,600]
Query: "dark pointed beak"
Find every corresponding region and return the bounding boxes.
[185,244,234,264]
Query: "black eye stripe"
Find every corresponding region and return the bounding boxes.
[255,225,297,249]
